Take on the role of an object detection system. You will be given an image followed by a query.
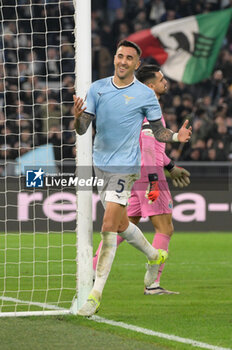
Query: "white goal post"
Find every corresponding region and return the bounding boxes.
[74,0,93,313]
[0,0,92,317]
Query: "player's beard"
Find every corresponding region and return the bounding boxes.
[116,65,132,80]
[116,70,127,80]
[159,86,167,96]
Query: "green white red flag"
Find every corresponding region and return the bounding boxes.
[127,9,232,84]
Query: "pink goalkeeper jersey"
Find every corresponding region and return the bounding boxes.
[138,116,170,182]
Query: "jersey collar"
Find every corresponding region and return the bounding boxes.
[111,76,136,89]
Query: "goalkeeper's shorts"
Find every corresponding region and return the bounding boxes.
[127,180,172,217]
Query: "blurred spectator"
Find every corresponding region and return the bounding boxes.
[206,121,231,160]
[39,99,62,134]
[175,94,193,126]
[60,2,75,43]
[125,0,145,20]
[0,81,4,109]
[0,144,13,160]
[117,22,131,42]
[26,51,45,78]
[218,49,232,82]
[111,8,127,43]
[145,0,166,25]
[48,124,72,163]
[183,147,203,161]
[160,9,180,22]
[209,70,227,106]
[0,121,17,148]
[92,35,112,81]
[61,41,75,79]
[107,0,123,24]
[163,108,178,132]
[133,10,150,30]
[99,22,115,52]
[48,125,62,161]
[176,0,193,17]
[46,48,60,82]
[205,148,217,161]
[190,112,213,146]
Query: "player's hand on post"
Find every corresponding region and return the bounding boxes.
[177,120,192,143]
[73,95,86,119]
[169,166,190,188]
[145,173,160,203]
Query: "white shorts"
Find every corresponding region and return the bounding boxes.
[94,166,139,208]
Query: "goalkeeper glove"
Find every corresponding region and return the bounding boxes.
[145,173,159,203]
[165,161,190,188]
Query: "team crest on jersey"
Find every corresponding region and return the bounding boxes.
[123,94,135,104]
[168,200,173,209]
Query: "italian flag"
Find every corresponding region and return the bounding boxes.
[127,8,232,84]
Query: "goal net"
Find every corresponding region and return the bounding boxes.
[0,0,92,316]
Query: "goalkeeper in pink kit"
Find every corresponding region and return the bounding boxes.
[93,64,191,294]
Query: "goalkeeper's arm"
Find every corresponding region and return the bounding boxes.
[149,119,192,143]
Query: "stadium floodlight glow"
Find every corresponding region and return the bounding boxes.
[0,0,92,317]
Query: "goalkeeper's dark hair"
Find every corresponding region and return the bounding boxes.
[136,64,161,84]
[117,40,142,57]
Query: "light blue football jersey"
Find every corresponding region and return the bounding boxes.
[85,77,161,173]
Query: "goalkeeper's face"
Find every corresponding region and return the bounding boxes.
[148,71,168,99]
[114,46,140,81]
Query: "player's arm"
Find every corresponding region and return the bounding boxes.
[141,122,157,171]
[149,119,192,143]
[140,124,159,202]
[73,95,94,135]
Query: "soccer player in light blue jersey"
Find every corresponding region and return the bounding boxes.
[74,40,192,316]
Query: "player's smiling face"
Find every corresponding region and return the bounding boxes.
[114,46,140,84]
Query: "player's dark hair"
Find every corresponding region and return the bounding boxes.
[136,64,161,83]
[117,40,142,57]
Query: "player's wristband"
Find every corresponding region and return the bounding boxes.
[148,173,158,182]
[172,133,179,142]
[165,160,175,172]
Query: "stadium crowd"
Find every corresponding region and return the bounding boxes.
[0,0,232,166]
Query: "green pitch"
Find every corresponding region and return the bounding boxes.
[0,232,232,350]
